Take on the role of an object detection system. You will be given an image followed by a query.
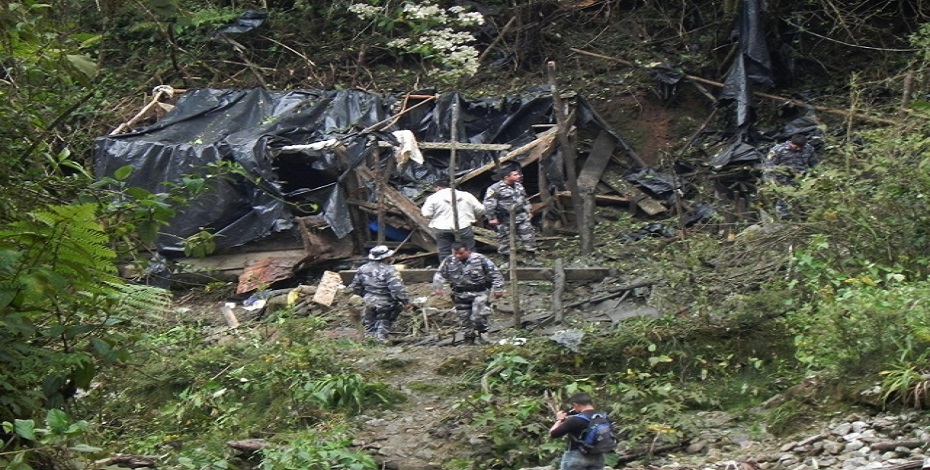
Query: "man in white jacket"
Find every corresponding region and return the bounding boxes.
[421,178,485,264]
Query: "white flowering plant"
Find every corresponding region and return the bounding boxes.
[348,1,485,81]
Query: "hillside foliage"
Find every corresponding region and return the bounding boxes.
[3,0,930,468]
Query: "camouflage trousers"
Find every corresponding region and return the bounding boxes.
[362,296,402,342]
[495,217,537,255]
[452,291,492,339]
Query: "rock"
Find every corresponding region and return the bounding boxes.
[832,423,853,436]
[823,440,845,455]
[851,421,869,433]
[844,440,865,452]
[687,440,708,454]
[842,457,868,469]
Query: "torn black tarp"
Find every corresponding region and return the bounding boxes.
[95,88,631,255]
[95,89,392,254]
[709,140,764,170]
[214,10,267,35]
[626,167,692,202]
[718,0,774,128]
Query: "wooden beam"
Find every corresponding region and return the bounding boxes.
[577,130,616,254]
[418,142,512,151]
[337,267,619,284]
[455,127,559,185]
[354,165,435,251]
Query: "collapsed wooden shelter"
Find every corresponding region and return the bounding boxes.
[96,84,687,292]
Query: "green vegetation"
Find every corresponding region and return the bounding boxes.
[4,0,930,468]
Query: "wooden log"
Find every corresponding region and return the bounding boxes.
[94,454,159,468]
[221,303,240,328]
[338,267,618,283]
[577,130,616,253]
[508,205,522,327]
[335,146,370,254]
[875,460,926,470]
[869,439,930,452]
[227,439,271,453]
[563,279,655,309]
[354,165,434,252]
[455,127,558,185]
[418,142,512,150]
[548,61,587,253]
[552,258,565,323]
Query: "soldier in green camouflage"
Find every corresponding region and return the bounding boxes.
[347,245,410,343]
[483,168,538,264]
[432,242,505,344]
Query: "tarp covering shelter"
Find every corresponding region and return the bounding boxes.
[94,87,633,255]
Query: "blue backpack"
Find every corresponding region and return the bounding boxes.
[572,413,618,455]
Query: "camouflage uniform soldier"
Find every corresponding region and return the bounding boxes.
[763,134,818,218]
[347,245,410,343]
[483,168,537,263]
[433,242,505,343]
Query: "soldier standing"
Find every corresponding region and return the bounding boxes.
[432,242,504,344]
[483,168,538,264]
[347,245,410,343]
[762,134,818,218]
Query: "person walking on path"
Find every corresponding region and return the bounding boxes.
[483,168,537,264]
[421,178,485,264]
[762,133,818,218]
[432,242,504,344]
[347,245,410,343]
[549,393,606,470]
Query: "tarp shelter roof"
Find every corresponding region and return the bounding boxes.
[94,87,629,255]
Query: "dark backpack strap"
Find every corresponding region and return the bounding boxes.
[567,413,592,446]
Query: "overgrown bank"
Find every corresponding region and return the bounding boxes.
[5,0,930,468]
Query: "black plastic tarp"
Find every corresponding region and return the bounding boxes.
[94,88,630,254]
[718,0,774,128]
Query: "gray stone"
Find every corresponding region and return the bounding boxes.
[779,442,798,452]
[842,457,868,470]
[686,440,708,454]
[851,421,869,433]
[823,441,845,455]
[844,440,865,452]
[833,423,853,436]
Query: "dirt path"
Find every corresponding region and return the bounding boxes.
[348,340,489,470]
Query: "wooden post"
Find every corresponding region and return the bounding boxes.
[547,61,587,252]
[576,130,614,253]
[449,97,461,237]
[376,149,395,245]
[552,258,564,323]
[538,152,555,235]
[901,72,914,117]
[335,145,370,254]
[508,205,522,327]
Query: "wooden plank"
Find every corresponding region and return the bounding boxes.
[455,127,558,185]
[601,171,667,216]
[337,267,618,284]
[177,249,308,273]
[577,131,616,190]
[552,258,565,323]
[418,142,512,151]
[354,165,435,251]
[313,271,342,306]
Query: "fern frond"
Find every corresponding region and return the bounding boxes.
[104,281,172,315]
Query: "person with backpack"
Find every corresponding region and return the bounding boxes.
[549,393,617,470]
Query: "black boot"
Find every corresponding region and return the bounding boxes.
[524,251,540,266]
